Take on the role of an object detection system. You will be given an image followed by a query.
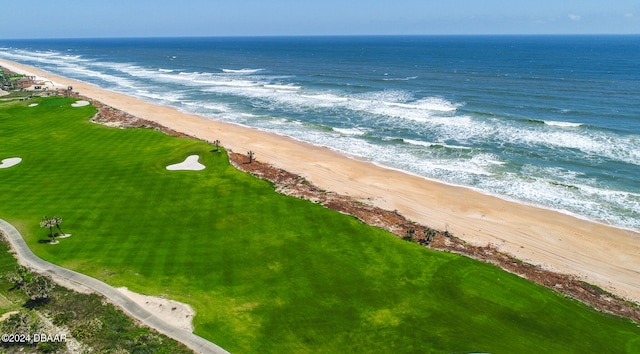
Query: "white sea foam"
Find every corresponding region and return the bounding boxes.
[181,101,230,113]
[383,76,418,81]
[403,139,435,147]
[544,120,583,127]
[135,89,184,103]
[476,169,640,230]
[64,65,138,89]
[403,139,470,150]
[405,116,640,166]
[470,154,505,166]
[263,84,301,90]
[333,127,366,136]
[221,68,264,74]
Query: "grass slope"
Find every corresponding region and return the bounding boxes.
[0,97,638,353]
[0,240,193,353]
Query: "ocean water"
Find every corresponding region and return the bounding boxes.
[1,36,639,231]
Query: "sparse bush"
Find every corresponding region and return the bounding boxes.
[37,339,67,353]
[72,317,103,340]
[132,333,163,353]
[403,229,416,241]
[5,265,29,289]
[24,275,55,301]
[52,310,75,326]
[0,311,43,349]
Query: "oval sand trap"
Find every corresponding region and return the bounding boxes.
[0,157,22,169]
[71,100,90,107]
[166,155,205,171]
[28,103,38,107]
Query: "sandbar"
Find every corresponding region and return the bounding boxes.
[1,58,639,302]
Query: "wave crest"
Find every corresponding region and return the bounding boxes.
[221,68,264,74]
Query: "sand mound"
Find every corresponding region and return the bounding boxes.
[0,157,22,169]
[71,100,90,107]
[166,155,205,171]
[117,287,194,332]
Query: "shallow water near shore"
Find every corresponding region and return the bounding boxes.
[2,35,639,231]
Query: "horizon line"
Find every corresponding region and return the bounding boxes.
[2,33,640,41]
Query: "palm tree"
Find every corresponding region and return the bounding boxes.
[51,217,67,237]
[40,216,52,236]
[39,216,57,244]
[212,139,221,152]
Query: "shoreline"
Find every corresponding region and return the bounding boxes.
[2,58,639,303]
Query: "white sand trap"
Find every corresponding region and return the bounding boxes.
[117,287,195,332]
[71,100,90,107]
[0,157,22,169]
[28,103,38,107]
[166,155,205,171]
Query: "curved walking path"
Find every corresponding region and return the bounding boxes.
[0,218,228,354]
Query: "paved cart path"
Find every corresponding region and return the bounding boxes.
[0,218,228,354]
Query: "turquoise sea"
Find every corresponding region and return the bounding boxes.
[1,36,638,231]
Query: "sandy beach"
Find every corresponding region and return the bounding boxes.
[2,58,639,303]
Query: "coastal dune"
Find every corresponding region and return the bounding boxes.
[2,58,639,302]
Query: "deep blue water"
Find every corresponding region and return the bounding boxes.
[1,36,639,231]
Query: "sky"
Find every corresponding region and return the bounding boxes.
[3,0,639,39]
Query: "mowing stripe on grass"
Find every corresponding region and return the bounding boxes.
[1,97,639,353]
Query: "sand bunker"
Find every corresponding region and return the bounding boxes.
[166,155,205,171]
[117,287,194,332]
[0,157,22,169]
[28,103,38,107]
[71,100,90,107]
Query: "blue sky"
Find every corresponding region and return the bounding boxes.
[4,0,639,38]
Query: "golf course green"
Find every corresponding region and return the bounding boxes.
[1,96,638,353]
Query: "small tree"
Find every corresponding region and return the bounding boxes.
[212,139,221,152]
[40,216,57,243]
[40,215,52,237]
[247,150,255,164]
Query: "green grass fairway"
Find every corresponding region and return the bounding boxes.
[1,97,639,353]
